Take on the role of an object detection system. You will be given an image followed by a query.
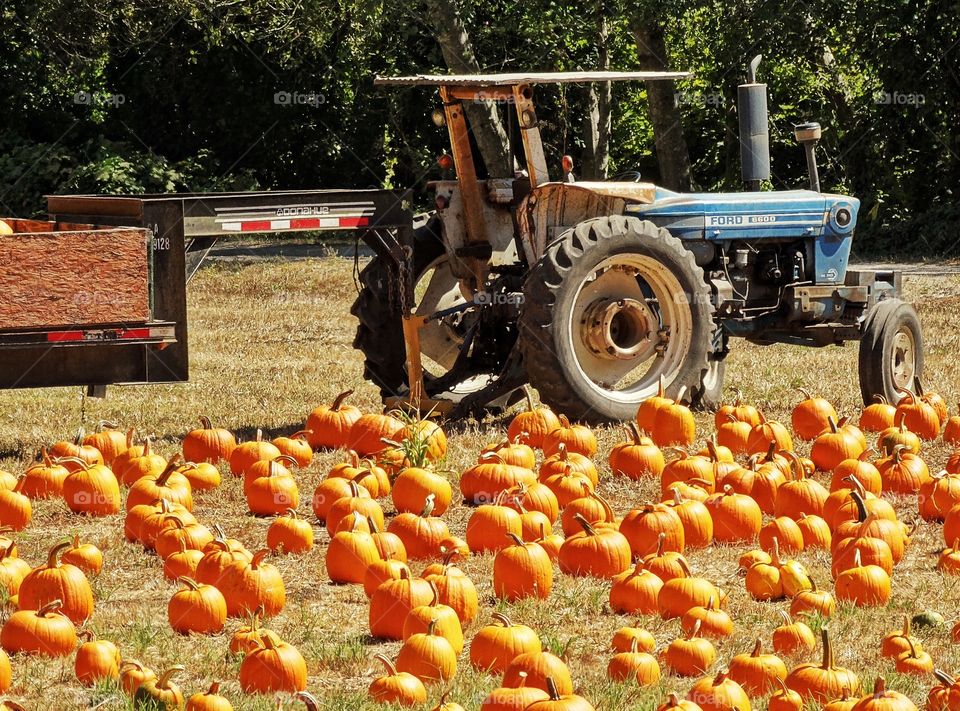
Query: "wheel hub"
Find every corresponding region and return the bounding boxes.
[581,297,656,360]
[891,329,916,388]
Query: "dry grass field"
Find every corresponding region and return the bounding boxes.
[0,249,959,709]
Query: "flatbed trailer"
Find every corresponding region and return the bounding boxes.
[0,189,412,394]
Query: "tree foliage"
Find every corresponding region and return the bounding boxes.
[0,0,956,253]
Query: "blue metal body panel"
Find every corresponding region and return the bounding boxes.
[625,189,860,284]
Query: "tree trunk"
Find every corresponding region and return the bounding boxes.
[425,0,511,178]
[581,13,611,180]
[632,20,693,191]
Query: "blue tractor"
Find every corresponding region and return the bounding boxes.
[359,59,922,421]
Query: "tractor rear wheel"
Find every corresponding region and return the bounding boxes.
[858,298,923,405]
[351,217,470,399]
[518,215,724,422]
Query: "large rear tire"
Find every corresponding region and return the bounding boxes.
[351,218,457,399]
[518,215,723,422]
[858,298,923,405]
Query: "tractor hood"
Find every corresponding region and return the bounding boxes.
[626,187,860,242]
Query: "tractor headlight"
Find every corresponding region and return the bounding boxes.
[828,200,857,235]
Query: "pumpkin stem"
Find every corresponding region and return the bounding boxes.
[820,628,833,670]
[155,455,184,487]
[46,540,71,569]
[774,676,790,696]
[294,691,321,711]
[37,599,64,617]
[251,549,270,569]
[871,676,886,698]
[178,576,201,591]
[771,536,781,567]
[491,612,512,628]
[426,618,439,636]
[77,630,94,643]
[572,513,596,536]
[688,618,702,640]
[905,635,918,659]
[627,422,643,444]
[666,693,680,707]
[676,557,692,579]
[205,681,221,695]
[198,415,214,430]
[420,493,436,518]
[934,669,958,686]
[545,677,561,701]
[505,532,525,548]
[750,638,762,657]
[777,609,791,626]
[850,490,868,523]
[521,385,536,413]
[157,665,185,689]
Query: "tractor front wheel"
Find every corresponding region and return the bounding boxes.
[858,298,923,405]
[518,215,724,422]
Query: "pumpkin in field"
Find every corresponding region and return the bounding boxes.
[396,617,457,683]
[851,678,917,711]
[663,486,714,548]
[657,558,721,620]
[785,629,861,702]
[938,538,960,574]
[526,678,595,711]
[661,449,716,496]
[306,390,362,450]
[393,465,452,516]
[652,389,696,447]
[717,414,754,454]
[50,429,103,472]
[0,478,30,531]
[612,626,656,654]
[399,418,448,462]
[894,638,932,676]
[663,620,716,677]
[369,653,427,707]
[481,436,536,469]
[792,389,838,440]
[880,617,922,659]
[271,430,313,468]
[920,470,960,521]
[176,461,221,491]
[134,665,185,708]
[21,449,69,499]
[620,503,685,557]
[1,599,76,657]
[772,610,815,656]
[811,417,866,471]
[164,540,204,581]
[347,412,405,457]
[493,534,552,601]
[609,561,663,615]
[239,631,307,692]
[18,541,94,624]
[402,581,463,653]
[218,549,286,617]
[127,457,193,512]
[82,422,128,465]
[830,455,882,495]
[747,413,794,454]
[775,452,829,519]
[503,651,573,695]
[423,553,478,625]
[944,405,960,446]
[183,416,236,464]
[168,577,227,634]
[877,421,921,455]
[325,480,384,537]
[705,485,762,543]
[388,495,450,560]
[558,515,631,579]
[465,495,522,554]
[244,457,299,516]
[876,444,930,494]
[895,386,940,440]
[745,538,811,601]
[641,532,687,581]
[327,512,380,584]
[154,515,214,559]
[119,659,157,695]
[74,631,121,686]
[328,451,391,499]
[607,637,660,685]
[229,430,281,477]
[62,460,121,516]
[542,415,597,457]
[509,388,562,449]
[120,437,168,486]
[727,639,787,696]
[609,423,665,479]
[719,453,784,514]
[687,670,751,711]
[185,681,234,711]
[0,545,28,598]
[369,568,433,640]
[229,606,272,654]
[61,534,103,576]
[660,693,704,711]
[860,395,896,432]
[789,578,835,619]
[759,517,804,554]
[469,612,541,674]
[929,672,960,711]
[267,508,313,554]
[540,443,598,488]
[769,679,804,711]
[680,596,732,639]
[460,452,535,505]
[716,391,762,427]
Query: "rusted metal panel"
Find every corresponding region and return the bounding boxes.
[375,71,691,87]
[0,222,151,330]
[517,182,657,262]
[512,85,549,187]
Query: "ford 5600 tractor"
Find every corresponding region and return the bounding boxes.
[356,57,922,422]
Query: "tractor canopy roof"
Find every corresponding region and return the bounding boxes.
[373,70,691,87]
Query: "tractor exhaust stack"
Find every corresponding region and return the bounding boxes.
[794,122,822,193]
[738,55,770,191]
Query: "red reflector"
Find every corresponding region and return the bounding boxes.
[340,217,369,227]
[291,218,321,230]
[48,331,83,342]
[240,220,272,231]
[122,328,151,339]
